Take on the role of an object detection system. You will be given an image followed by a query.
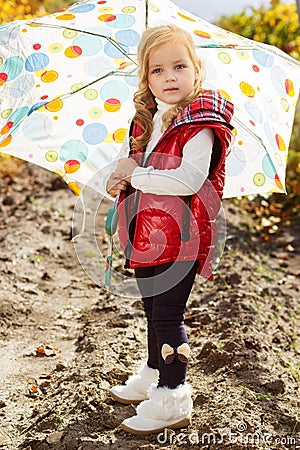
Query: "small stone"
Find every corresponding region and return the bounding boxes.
[263,379,285,394]
[46,431,65,444]
[2,195,14,206]
[194,393,209,406]
[55,362,67,371]
[0,430,10,446]
[41,224,51,234]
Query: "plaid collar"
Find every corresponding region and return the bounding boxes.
[170,89,234,130]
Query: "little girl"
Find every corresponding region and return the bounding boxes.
[106,24,234,435]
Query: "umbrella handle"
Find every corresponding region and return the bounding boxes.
[104,195,119,293]
[105,254,112,287]
[105,195,119,236]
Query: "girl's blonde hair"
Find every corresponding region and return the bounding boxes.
[131,25,204,150]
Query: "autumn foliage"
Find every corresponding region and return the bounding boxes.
[0,0,43,23]
[217,1,300,61]
[0,0,73,175]
[217,0,300,228]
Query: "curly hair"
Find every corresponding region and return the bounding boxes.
[131,25,204,150]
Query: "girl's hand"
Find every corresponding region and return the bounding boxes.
[106,171,128,197]
[116,157,139,183]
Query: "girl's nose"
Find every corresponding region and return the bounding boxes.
[165,71,176,81]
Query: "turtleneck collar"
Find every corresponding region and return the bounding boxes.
[155,97,176,114]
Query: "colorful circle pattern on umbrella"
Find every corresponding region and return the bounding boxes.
[262,154,277,179]
[88,107,102,119]
[253,49,274,68]
[46,98,64,112]
[72,35,103,56]
[84,89,98,100]
[244,102,263,124]
[115,29,140,46]
[1,109,12,119]
[1,56,23,81]
[60,139,88,163]
[56,13,76,21]
[124,73,139,87]
[104,14,136,28]
[23,113,53,141]
[63,29,78,39]
[253,172,266,187]
[49,43,63,53]
[275,133,286,151]
[236,50,249,60]
[100,80,129,102]
[104,98,121,112]
[104,41,129,58]
[83,123,108,145]
[25,53,50,72]
[45,150,58,162]
[64,46,82,58]
[69,4,96,13]
[9,74,34,98]
[113,128,127,143]
[2,106,29,132]
[41,70,59,83]
[0,0,299,200]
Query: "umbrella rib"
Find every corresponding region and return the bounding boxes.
[38,69,135,106]
[27,22,138,64]
[5,68,135,137]
[233,117,284,191]
[253,41,300,67]
[195,19,300,67]
[7,63,137,137]
[232,116,266,146]
[195,44,300,67]
[232,116,284,185]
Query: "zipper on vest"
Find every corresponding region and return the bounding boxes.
[124,125,195,267]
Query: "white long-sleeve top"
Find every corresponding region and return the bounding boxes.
[126,98,214,196]
[104,98,214,197]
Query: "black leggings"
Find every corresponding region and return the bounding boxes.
[134,260,198,389]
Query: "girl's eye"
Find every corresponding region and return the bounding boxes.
[175,64,185,70]
[152,68,162,74]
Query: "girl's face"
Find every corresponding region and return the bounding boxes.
[147,43,199,104]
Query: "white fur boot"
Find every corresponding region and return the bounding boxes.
[121,383,193,435]
[110,363,159,404]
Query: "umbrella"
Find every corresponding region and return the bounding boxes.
[1,0,299,294]
[0,0,299,199]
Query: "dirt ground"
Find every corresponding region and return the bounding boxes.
[0,164,299,450]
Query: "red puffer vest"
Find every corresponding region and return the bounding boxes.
[117,90,234,280]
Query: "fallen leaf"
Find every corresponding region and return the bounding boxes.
[35,344,60,357]
[31,384,39,394]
